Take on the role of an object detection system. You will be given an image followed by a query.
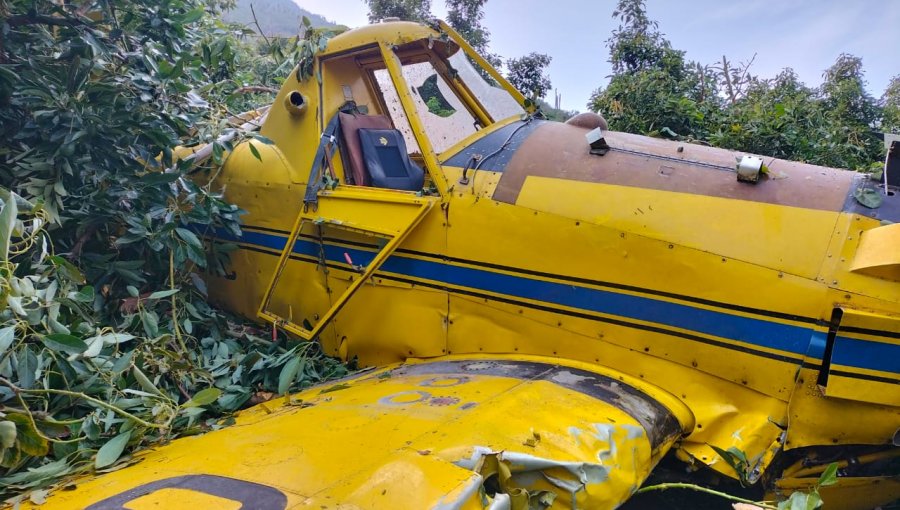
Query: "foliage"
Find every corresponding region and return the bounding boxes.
[445,0,500,68]
[709,444,753,486]
[816,54,883,167]
[506,52,552,101]
[588,0,890,171]
[607,0,671,75]
[419,76,455,117]
[636,462,840,510]
[537,99,577,122]
[707,70,824,161]
[883,75,900,134]
[0,0,347,501]
[445,0,487,52]
[589,0,707,138]
[775,462,839,510]
[715,54,757,106]
[363,0,433,23]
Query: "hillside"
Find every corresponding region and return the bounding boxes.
[223,0,336,36]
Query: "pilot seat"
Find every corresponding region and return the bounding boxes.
[338,112,425,191]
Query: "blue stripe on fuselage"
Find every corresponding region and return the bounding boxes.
[832,337,900,374]
[202,225,899,376]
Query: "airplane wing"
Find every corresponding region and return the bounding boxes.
[27,357,691,510]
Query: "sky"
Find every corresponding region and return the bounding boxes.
[294,0,899,112]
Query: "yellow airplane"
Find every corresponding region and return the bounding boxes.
[31,20,900,510]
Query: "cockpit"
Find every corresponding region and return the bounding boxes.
[302,21,529,194]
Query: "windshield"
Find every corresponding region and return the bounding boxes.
[374,61,479,154]
[446,51,525,123]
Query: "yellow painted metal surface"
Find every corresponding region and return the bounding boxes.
[321,22,439,57]
[23,357,687,510]
[817,213,900,303]
[850,221,900,281]
[515,177,839,280]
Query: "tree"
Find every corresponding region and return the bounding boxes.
[607,0,676,75]
[0,0,347,493]
[363,0,432,23]
[883,75,900,134]
[588,0,702,138]
[446,0,488,52]
[816,54,883,168]
[821,54,879,127]
[715,54,757,105]
[506,52,552,100]
[588,0,886,170]
[708,69,823,161]
[445,0,500,67]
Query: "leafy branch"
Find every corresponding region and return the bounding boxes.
[636,462,840,510]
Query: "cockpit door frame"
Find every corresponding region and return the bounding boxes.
[257,188,435,341]
[377,42,449,197]
[256,44,450,341]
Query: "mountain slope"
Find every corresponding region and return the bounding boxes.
[223,0,336,36]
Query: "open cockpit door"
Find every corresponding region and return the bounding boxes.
[257,187,434,340]
[258,42,448,340]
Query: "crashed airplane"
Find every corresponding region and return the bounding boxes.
[30,20,900,510]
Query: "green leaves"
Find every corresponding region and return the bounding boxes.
[48,256,86,284]
[278,356,305,395]
[176,227,207,267]
[854,187,884,209]
[176,227,203,249]
[95,431,131,469]
[0,326,16,352]
[0,188,18,262]
[592,3,886,171]
[41,334,88,354]
[775,462,839,510]
[0,458,70,491]
[248,141,262,161]
[818,462,839,487]
[0,0,351,499]
[708,445,752,485]
[179,8,205,25]
[132,366,164,397]
[212,141,226,165]
[1,414,49,468]
[0,421,16,449]
[148,288,180,300]
[181,387,222,408]
[506,52,553,102]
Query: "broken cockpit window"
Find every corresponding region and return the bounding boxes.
[446,50,525,124]
[375,60,479,154]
